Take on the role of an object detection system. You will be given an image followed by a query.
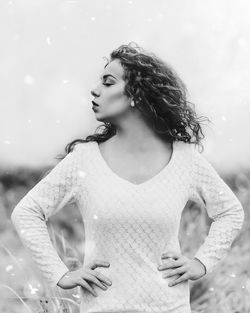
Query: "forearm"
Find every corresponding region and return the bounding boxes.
[11,205,70,288]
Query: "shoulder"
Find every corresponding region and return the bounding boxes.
[174,141,213,174]
[180,142,207,164]
[174,140,197,163]
[71,140,95,155]
[67,141,96,167]
[185,143,221,182]
[177,141,200,154]
[55,141,94,166]
[174,140,195,152]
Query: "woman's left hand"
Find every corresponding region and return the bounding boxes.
[157,251,206,287]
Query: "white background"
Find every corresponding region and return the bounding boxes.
[0,0,249,172]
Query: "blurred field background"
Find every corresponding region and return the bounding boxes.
[1,0,250,312]
[1,161,250,313]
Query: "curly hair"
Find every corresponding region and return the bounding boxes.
[57,42,211,160]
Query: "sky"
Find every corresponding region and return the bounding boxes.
[0,0,250,174]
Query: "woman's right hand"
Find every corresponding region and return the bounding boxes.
[57,259,112,297]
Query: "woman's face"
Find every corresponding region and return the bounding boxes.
[90,59,132,123]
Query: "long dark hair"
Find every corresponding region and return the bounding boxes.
[57,42,211,160]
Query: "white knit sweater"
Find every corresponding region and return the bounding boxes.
[11,140,245,313]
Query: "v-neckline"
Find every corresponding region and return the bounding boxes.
[93,140,178,188]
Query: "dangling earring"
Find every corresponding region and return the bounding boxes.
[131,99,135,107]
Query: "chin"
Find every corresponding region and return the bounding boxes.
[94,115,108,123]
[94,112,117,124]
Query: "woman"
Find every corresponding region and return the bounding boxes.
[11,43,245,313]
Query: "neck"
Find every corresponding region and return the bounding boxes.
[110,109,167,152]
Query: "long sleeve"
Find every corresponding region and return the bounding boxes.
[10,145,81,288]
[188,147,245,275]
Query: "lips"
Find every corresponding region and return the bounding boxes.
[92,101,99,112]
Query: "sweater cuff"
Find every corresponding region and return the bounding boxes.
[193,253,217,275]
[194,257,207,275]
[48,265,70,289]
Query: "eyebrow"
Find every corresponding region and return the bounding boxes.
[100,74,117,80]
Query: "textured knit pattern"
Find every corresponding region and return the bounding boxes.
[11,140,245,313]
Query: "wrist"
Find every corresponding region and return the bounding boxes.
[57,270,70,286]
[194,257,207,275]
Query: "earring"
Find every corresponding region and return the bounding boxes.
[131,100,135,107]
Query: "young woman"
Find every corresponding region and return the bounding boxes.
[11,43,245,313]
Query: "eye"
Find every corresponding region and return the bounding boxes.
[103,83,112,87]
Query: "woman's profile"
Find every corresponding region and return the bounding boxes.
[11,42,245,313]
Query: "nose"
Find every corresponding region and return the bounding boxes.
[90,84,100,97]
